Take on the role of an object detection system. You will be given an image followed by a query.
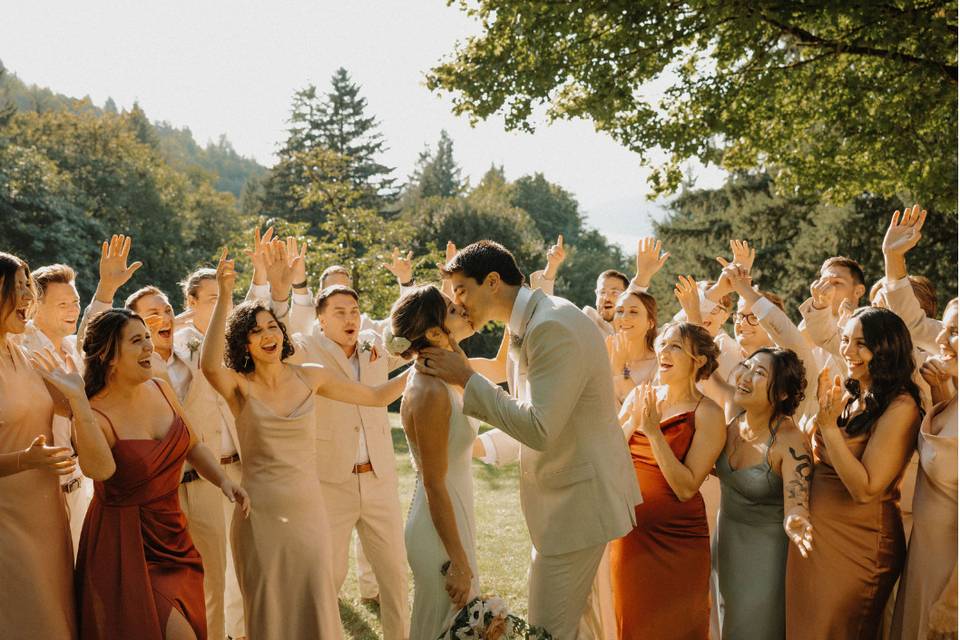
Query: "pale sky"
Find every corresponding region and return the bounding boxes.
[3,0,725,250]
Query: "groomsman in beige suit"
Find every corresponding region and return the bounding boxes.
[287,285,410,640]
[420,240,641,640]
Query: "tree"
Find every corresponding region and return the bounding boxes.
[511,172,583,243]
[408,130,466,199]
[429,1,958,211]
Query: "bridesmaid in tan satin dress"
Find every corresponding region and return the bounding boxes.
[0,252,115,639]
[891,299,958,639]
[200,251,407,640]
[787,307,922,640]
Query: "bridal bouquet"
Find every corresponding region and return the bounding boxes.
[436,596,553,640]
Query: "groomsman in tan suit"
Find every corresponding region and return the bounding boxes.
[420,240,641,640]
[287,285,410,640]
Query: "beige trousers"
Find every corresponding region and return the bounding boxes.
[355,533,380,599]
[63,476,93,560]
[322,472,409,640]
[221,462,245,639]
[179,471,228,639]
[528,543,606,640]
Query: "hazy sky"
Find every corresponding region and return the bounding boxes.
[3,0,724,249]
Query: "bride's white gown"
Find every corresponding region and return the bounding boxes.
[404,380,480,639]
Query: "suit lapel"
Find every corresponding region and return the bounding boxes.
[318,333,357,380]
[357,347,373,384]
[507,289,546,393]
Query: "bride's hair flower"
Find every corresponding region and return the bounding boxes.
[382,327,412,356]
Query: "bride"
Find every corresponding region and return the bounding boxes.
[385,285,505,639]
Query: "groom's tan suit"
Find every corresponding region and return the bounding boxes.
[463,287,641,640]
[287,327,410,640]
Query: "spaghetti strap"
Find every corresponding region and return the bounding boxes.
[152,378,177,412]
[91,407,121,442]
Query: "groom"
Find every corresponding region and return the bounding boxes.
[418,240,641,640]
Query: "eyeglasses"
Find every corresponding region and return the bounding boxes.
[733,312,760,326]
[596,288,626,298]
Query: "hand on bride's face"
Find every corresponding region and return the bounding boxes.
[417,332,475,388]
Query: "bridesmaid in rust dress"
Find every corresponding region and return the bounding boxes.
[786,307,922,639]
[0,253,115,639]
[76,309,249,640]
[611,322,726,640]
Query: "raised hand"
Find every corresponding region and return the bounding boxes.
[221,477,252,518]
[633,237,670,288]
[633,383,662,436]
[95,234,143,303]
[882,204,926,257]
[383,247,414,285]
[30,348,84,401]
[18,434,76,476]
[836,298,855,331]
[243,225,275,286]
[263,240,294,300]
[813,366,845,432]
[720,262,753,297]
[605,332,629,374]
[809,277,836,311]
[285,237,308,288]
[215,248,237,295]
[544,234,567,280]
[675,275,702,325]
[784,513,814,558]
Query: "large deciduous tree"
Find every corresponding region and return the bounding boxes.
[429,1,958,210]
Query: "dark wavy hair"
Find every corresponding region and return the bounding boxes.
[0,252,35,327]
[838,307,921,436]
[82,308,145,398]
[224,301,294,373]
[440,240,525,286]
[657,320,719,381]
[747,347,807,419]
[389,285,448,360]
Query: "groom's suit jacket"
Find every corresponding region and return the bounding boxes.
[463,288,641,555]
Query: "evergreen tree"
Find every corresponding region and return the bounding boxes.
[103,97,118,114]
[409,130,465,199]
[511,172,583,243]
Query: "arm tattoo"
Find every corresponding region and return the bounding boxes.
[785,445,813,512]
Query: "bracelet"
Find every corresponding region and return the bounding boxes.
[622,365,631,380]
[271,295,290,304]
[291,280,308,290]
[399,279,415,288]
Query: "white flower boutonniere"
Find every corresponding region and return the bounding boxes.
[359,338,379,363]
[186,337,202,363]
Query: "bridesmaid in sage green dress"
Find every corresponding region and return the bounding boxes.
[707,347,813,639]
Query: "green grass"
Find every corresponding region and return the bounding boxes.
[338,414,531,639]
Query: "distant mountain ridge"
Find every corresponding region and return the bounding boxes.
[0,62,266,199]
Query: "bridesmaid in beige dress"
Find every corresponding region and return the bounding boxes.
[201,251,407,640]
[0,252,115,639]
[891,298,958,640]
[787,307,922,639]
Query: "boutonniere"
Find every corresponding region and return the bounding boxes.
[358,339,379,363]
[186,337,202,362]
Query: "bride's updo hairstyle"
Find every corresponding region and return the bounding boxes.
[388,285,447,360]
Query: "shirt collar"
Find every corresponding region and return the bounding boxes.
[508,286,534,338]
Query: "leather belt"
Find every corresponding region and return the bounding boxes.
[352,462,374,474]
[181,469,200,484]
[61,478,82,494]
[220,453,240,466]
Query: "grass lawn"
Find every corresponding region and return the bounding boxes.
[337,414,532,639]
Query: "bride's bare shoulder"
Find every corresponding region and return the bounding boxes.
[404,371,450,409]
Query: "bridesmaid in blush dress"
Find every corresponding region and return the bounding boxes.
[786,307,922,640]
[200,251,408,640]
[611,322,726,640]
[0,252,115,640]
[76,308,249,640]
[891,299,958,639]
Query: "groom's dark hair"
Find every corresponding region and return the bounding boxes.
[441,240,525,286]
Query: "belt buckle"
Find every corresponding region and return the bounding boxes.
[61,478,81,494]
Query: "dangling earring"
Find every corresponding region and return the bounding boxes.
[243,351,251,369]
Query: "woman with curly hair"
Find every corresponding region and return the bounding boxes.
[200,251,407,640]
[786,307,922,639]
[610,321,726,639]
[75,307,250,640]
[706,347,812,639]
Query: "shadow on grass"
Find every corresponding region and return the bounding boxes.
[339,599,378,640]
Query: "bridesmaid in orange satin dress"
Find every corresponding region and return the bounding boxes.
[76,308,249,640]
[0,252,115,640]
[786,307,922,639]
[611,322,726,640]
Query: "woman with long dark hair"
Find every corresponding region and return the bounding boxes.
[786,307,922,639]
[0,252,114,639]
[75,306,250,640]
[200,251,407,640]
[708,347,812,639]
